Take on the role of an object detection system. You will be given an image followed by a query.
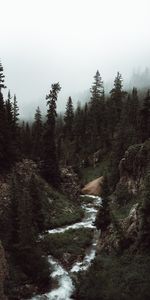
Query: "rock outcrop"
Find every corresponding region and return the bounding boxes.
[60,166,80,200]
[97,203,140,254]
[118,140,150,195]
[81,176,104,196]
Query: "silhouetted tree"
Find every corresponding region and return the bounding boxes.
[32,106,43,160]
[64,96,74,139]
[110,72,126,127]
[42,82,61,186]
[89,70,105,150]
[140,90,150,142]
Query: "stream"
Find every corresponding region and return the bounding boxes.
[31,195,102,300]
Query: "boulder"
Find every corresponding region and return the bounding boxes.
[81,176,104,196]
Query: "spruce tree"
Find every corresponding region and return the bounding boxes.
[73,102,83,156]
[0,62,7,170]
[32,106,43,160]
[110,72,126,126]
[20,122,32,158]
[140,90,150,142]
[12,94,20,159]
[90,70,104,102]
[42,82,61,187]
[5,91,17,164]
[12,94,19,131]
[89,70,105,151]
[131,87,139,128]
[64,96,74,139]
[5,90,13,126]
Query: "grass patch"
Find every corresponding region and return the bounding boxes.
[42,228,93,267]
[81,156,110,184]
[40,183,84,229]
[48,189,84,228]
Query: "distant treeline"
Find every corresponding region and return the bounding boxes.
[0,63,150,188]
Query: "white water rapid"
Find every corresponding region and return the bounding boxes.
[31,195,102,300]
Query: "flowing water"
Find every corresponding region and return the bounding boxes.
[31,195,102,300]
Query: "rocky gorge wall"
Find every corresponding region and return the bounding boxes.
[97,139,150,255]
[118,139,150,195]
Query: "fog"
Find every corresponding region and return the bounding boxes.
[1,0,150,118]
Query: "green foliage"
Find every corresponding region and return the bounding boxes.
[32,106,43,160]
[81,156,110,184]
[110,72,127,123]
[89,70,106,150]
[76,254,150,300]
[42,82,61,187]
[42,228,93,265]
[0,64,19,171]
[46,186,84,228]
[64,96,74,139]
[6,247,50,298]
[140,90,150,142]
[8,167,51,295]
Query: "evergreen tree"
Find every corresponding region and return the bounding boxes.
[12,94,19,131]
[12,94,20,159]
[5,90,13,127]
[64,96,74,139]
[89,70,105,151]
[32,106,43,160]
[95,177,111,230]
[73,102,83,158]
[10,170,50,283]
[42,82,61,186]
[131,87,139,129]
[140,90,150,142]
[0,63,8,170]
[0,62,6,92]
[110,72,126,126]
[56,113,64,162]
[5,91,17,164]
[20,122,32,158]
[90,70,104,102]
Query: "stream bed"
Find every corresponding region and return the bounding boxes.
[31,195,102,300]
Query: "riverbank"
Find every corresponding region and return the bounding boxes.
[30,195,102,300]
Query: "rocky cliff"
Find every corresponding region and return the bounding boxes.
[118,139,150,195]
[97,139,150,255]
[60,166,80,200]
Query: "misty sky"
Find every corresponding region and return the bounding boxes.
[1,0,150,118]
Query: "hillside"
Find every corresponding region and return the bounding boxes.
[76,140,150,300]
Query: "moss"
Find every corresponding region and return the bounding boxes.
[81,156,110,184]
